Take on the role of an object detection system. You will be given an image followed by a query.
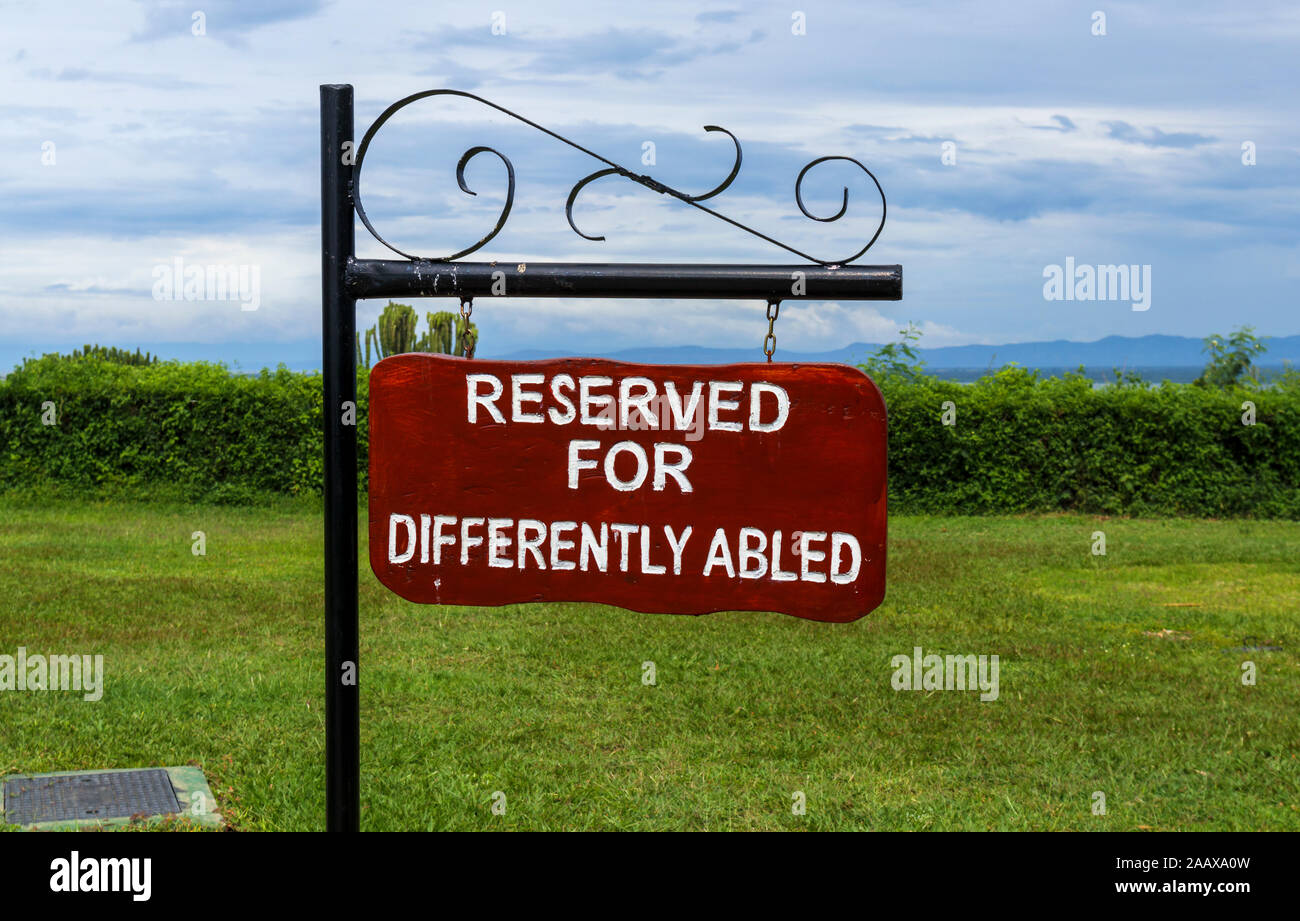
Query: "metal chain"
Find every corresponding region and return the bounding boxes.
[763,299,781,362]
[459,296,477,359]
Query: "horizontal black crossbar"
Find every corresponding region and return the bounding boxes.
[346,259,901,301]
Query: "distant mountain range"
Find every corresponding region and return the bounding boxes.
[499,334,1300,374]
[11,334,1294,381]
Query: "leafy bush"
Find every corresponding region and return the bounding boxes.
[878,367,1300,517]
[1195,326,1269,388]
[0,355,367,497]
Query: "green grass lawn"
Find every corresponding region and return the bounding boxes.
[1,493,1296,831]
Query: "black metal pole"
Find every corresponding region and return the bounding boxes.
[321,84,359,832]
[347,259,901,301]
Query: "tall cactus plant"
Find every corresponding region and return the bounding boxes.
[377,301,418,357]
[423,311,456,355]
[358,301,480,369]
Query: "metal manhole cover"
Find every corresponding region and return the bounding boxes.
[4,769,181,825]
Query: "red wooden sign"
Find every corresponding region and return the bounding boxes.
[368,354,887,623]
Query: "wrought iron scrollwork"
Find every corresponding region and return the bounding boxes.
[351,89,887,267]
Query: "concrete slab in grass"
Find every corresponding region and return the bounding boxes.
[1,766,223,831]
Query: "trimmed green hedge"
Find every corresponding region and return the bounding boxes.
[1,357,1297,516]
[878,367,1300,517]
[0,357,366,499]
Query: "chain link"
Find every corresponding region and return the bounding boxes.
[763,299,781,362]
[459,296,477,359]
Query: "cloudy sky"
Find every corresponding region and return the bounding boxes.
[2,0,1297,370]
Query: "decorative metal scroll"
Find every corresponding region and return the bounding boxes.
[351,89,887,268]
